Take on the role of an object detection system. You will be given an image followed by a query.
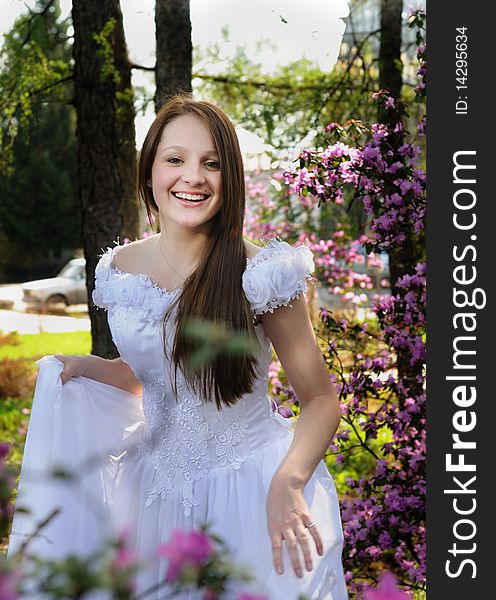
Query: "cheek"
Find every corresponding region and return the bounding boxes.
[214,175,222,197]
[151,168,173,192]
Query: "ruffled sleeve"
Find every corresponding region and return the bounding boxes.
[91,244,179,321]
[242,238,315,320]
[92,246,117,310]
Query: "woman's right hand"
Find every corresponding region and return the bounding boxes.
[54,354,87,385]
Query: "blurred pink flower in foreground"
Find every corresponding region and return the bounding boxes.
[109,527,140,571]
[0,443,10,461]
[236,593,269,600]
[158,529,214,582]
[113,545,138,570]
[0,569,20,600]
[363,572,410,600]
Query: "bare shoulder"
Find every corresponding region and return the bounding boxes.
[113,235,158,272]
[243,238,263,261]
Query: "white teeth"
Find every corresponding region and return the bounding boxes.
[174,192,208,201]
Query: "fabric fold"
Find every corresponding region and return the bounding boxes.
[8,356,144,559]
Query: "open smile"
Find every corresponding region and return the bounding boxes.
[172,191,211,203]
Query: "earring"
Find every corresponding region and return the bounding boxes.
[147,180,152,188]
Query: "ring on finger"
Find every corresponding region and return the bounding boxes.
[306,521,317,529]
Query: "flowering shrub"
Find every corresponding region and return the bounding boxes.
[1,439,267,600]
[1,501,266,600]
[244,179,386,310]
[270,8,427,598]
[283,94,425,255]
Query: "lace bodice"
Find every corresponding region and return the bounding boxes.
[92,237,315,516]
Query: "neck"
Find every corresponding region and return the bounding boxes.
[157,219,210,272]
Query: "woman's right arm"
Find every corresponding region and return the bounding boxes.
[54,354,142,396]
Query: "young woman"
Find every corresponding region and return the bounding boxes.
[9,95,348,599]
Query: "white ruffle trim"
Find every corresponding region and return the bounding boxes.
[92,238,316,324]
[242,237,316,320]
[92,245,180,323]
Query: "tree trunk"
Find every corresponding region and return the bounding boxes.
[378,0,403,126]
[379,0,424,397]
[155,0,192,111]
[72,0,140,358]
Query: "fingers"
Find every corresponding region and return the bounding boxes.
[271,519,325,579]
[295,525,313,573]
[55,355,71,385]
[270,532,284,575]
[60,369,69,385]
[55,355,87,384]
[282,528,303,578]
[306,521,324,557]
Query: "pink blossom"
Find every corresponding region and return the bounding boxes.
[363,572,410,600]
[0,443,10,461]
[385,162,403,175]
[417,116,426,137]
[113,546,138,570]
[0,570,20,600]
[363,146,382,162]
[158,529,214,583]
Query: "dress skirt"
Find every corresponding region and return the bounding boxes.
[8,356,348,600]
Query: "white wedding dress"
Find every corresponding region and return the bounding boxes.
[8,238,348,600]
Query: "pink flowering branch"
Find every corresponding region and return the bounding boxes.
[265,14,427,596]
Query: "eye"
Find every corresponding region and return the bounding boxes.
[205,160,220,170]
[166,157,182,164]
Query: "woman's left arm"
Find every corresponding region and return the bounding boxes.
[260,293,342,579]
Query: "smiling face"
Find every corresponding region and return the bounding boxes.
[150,114,222,233]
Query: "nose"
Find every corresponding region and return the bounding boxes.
[181,162,206,186]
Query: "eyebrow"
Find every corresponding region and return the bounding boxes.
[160,145,218,155]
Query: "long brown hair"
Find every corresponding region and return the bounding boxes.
[138,94,263,410]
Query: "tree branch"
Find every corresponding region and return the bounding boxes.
[192,72,335,92]
[19,0,57,47]
[2,74,75,131]
[129,62,156,72]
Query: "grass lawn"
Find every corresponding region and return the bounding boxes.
[1,329,92,486]
[0,330,91,361]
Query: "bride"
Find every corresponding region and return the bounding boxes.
[8,94,348,600]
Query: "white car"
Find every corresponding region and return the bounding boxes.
[22,258,87,310]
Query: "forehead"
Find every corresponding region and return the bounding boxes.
[158,114,216,151]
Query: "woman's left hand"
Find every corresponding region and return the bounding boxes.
[266,475,324,578]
